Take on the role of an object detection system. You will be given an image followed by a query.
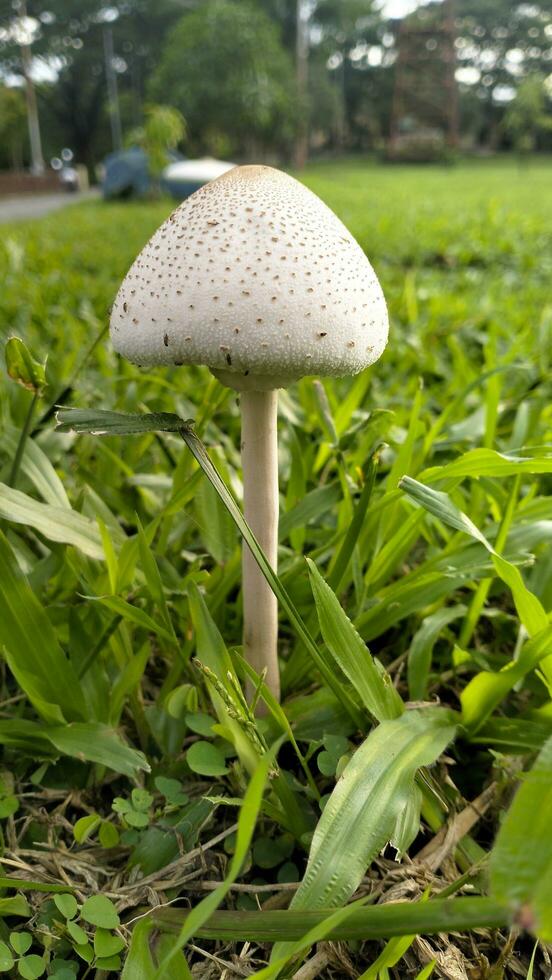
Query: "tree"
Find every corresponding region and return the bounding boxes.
[0,0,186,169]
[150,0,298,158]
[454,0,552,146]
[127,104,186,192]
[503,74,552,155]
[260,0,384,155]
[0,85,28,169]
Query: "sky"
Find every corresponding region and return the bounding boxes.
[380,0,436,17]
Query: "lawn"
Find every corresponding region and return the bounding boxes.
[0,158,551,978]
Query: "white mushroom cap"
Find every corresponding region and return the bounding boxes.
[110,165,388,391]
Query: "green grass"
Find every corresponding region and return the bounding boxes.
[0,158,551,978]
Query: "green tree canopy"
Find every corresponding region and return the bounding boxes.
[150,0,298,158]
[127,103,186,181]
[503,74,552,153]
[0,85,28,169]
[0,0,185,169]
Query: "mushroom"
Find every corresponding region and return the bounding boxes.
[110,165,388,703]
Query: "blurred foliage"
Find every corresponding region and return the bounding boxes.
[150,0,298,157]
[126,104,186,181]
[1,0,552,169]
[503,74,552,155]
[0,84,27,170]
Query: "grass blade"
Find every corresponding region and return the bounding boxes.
[358,932,415,979]
[422,447,552,484]
[461,626,552,731]
[56,408,364,726]
[150,896,509,942]
[180,426,364,727]
[400,476,548,638]
[327,452,378,592]
[0,481,107,559]
[490,733,552,942]
[307,557,403,721]
[0,530,86,723]
[56,407,187,435]
[3,427,71,508]
[408,605,465,701]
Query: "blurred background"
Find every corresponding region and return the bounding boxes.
[0,0,551,202]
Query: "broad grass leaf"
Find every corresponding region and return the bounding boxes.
[490,733,552,941]
[56,407,187,435]
[122,921,193,980]
[391,783,422,855]
[3,428,70,509]
[46,723,150,776]
[307,558,403,722]
[188,581,234,679]
[0,482,105,560]
[0,720,55,755]
[0,531,86,723]
[470,717,552,753]
[461,627,552,731]
[284,709,456,916]
[422,447,552,484]
[87,595,177,645]
[121,920,157,980]
[98,520,118,593]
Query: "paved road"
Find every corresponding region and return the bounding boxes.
[0,189,100,224]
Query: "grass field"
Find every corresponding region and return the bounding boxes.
[0,158,551,978]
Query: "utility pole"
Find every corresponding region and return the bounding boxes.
[103,24,123,152]
[18,0,44,175]
[443,0,459,149]
[294,0,309,169]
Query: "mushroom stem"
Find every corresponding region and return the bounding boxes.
[240,388,280,703]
